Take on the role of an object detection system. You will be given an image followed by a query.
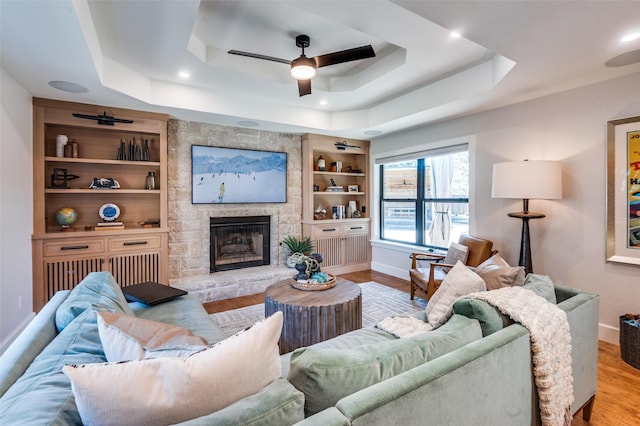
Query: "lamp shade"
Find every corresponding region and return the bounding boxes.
[290,56,317,80]
[491,160,562,200]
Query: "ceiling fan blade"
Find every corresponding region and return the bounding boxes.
[313,45,375,68]
[228,50,291,65]
[298,79,312,97]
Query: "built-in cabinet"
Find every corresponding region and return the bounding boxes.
[301,134,371,274]
[31,98,169,311]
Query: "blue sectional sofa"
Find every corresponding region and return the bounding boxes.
[0,272,599,425]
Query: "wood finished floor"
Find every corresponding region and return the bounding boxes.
[203,270,640,425]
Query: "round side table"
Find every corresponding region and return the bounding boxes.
[265,278,362,354]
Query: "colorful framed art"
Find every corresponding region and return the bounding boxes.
[606,115,640,265]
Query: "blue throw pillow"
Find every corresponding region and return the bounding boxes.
[55,272,133,332]
[523,274,557,304]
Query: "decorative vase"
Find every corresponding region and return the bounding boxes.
[294,262,308,281]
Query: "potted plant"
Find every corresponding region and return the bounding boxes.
[282,235,314,267]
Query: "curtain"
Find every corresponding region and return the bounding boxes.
[428,155,453,246]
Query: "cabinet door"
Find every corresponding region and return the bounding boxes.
[344,234,369,265]
[314,236,343,268]
[108,251,160,287]
[40,255,104,306]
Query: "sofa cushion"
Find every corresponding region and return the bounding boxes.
[452,298,514,336]
[426,261,486,329]
[288,314,482,416]
[97,312,209,362]
[63,312,283,426]
[523,273,557,303]
[55,272,133,332]
[0,308,106,425]
[174,378,305,426]
[474,254,525,290]
[132,293,227,345]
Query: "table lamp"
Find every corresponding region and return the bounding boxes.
[491,160,562,274]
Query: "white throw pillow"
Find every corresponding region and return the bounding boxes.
[64,311,283,426]
[443,242,469,265]
[426,261,486,329]
[474,254,525,291]
[97,312,209,362]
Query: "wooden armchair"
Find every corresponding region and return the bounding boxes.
[409,235,495,300]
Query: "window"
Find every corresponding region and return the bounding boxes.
[379,146,469,248]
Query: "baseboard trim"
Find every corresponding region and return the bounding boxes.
[371,261,408,281]
[598,323,619,345]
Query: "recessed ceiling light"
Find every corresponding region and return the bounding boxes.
[364,130,382,136]
[178,71,190,79]
[621,32,640,43]
[48,80,89,93]
[237,120,259,127]
[319,100,328,106]
[450,31,462,39]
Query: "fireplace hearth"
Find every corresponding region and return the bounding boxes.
[210,216,270,272]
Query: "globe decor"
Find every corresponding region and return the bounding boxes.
[55,207,78,231]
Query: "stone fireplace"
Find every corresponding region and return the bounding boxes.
[167,119,302,302]
[210,216,270,272]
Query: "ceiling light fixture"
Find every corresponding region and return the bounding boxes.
[178,71,190,79]
[450,31,462,39]
[290,55,317,80]
[621,32,640,43]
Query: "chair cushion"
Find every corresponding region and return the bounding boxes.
[425,261,486,329]
[443,242,469,265]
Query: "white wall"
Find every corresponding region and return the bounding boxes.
[0,67,34,352]
[371,71,640,344]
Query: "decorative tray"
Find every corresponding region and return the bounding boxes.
[290,274,336,291]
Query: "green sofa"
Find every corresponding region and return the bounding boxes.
[0,271,598,426]
[291,283,599,425]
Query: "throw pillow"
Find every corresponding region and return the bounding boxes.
[97,312,209,362]
[474,254,525,290]
[55,271,133,332]
[64,311,283,426]
[425,261,486,329]
[523,274,557,303]
[443,242,469,265]
[288,314,482,416]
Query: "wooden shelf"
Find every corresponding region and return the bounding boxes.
[45,156,160,167]
[45,189,160,194]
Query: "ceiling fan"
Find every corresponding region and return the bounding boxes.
[228,34,375,97]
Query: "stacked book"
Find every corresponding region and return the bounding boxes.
[331,205,346,219]
[95,221,125,231]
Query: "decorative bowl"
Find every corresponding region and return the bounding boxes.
[290,274,336,291]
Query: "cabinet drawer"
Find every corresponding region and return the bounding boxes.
[108,235,162,252]
[44,239,105,257]
[314,224,342,236]
[343,222,368,235]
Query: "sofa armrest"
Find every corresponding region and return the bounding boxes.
[0,290,70,398]
[556,288,599,415]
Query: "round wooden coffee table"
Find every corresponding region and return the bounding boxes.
[265,278,362,354]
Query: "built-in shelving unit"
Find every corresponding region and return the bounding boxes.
[31,98,169,311]
[301,134,371,274]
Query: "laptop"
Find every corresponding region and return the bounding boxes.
[122,281,187,306]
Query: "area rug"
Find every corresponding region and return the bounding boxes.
[209,281,427,337]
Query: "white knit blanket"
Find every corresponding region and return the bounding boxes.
[463,287,573,426]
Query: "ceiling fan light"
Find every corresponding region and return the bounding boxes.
[290,56,316,80]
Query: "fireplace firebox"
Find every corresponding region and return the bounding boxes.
[210,216,270,272]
